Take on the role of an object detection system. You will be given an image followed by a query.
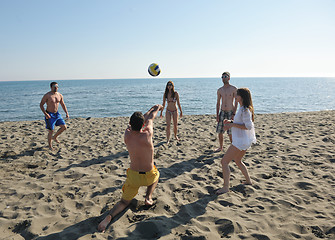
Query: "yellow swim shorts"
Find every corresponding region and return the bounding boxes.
[121,165,160,201]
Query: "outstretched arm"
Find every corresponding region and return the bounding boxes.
[144,104,163,123]
[143,104,163,133]
[224,119,248,131]
[223,109,253,131]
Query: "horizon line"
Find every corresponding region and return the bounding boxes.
[1,76,335,82]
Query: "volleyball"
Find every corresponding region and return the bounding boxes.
[148,63,161,77]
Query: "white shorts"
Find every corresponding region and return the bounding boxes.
[232,142,252,151]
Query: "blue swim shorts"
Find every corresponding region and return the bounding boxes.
[45,111,66,130]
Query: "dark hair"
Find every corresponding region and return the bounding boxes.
[50,82,58,88]
[222,72,230,78]
[237,88,255,122]
[130,112,144,131]
[164,81,175,100]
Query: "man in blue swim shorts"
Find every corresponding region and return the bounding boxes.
[40,82,69,150]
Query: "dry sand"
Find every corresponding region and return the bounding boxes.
[0,111,335,240]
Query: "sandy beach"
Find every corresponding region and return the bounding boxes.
[1,111,335,240]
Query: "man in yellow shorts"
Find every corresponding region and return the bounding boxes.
[98,104,163,232]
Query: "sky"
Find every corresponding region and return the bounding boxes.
[0,0,334,81]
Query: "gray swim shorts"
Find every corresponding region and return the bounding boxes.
[216,110,234,135]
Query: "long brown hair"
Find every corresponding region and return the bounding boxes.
[164,81,175,100]
[237,88,255,122]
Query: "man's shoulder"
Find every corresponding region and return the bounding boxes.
[45,91,62,96]
[43,91,52,98]
[218,85,236,91]
[141,128,153,136]
[228,85,237,90]
[126,129,151,137]
[231,85,237,90]
[126,131,152,146]
[225,85,237,92]
[217,86,224,92]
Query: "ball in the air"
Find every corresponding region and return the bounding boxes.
[148,63,161,77]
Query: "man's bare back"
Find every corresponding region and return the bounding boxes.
[124,126,154,172]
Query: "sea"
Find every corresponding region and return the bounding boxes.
[0,77,334,122]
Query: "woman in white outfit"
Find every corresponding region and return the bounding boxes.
[216,88,257,194]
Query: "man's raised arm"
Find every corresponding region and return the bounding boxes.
[144,104,163,125]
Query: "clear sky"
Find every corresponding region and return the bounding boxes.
[0,0,334,81]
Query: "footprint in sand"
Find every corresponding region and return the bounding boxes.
[251,233,271,240]
[215,219,234,238]
[294,181,315,190]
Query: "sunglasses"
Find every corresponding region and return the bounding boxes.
[167,84,173,86]
[221,76,229,79]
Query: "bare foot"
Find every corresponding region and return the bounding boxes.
[144,199,154,206]
[98,215,112,232]
[214,147,223,152]
[216,186,229,195]
[145,198,154,206]
[166,140,170,145]
[175,136,180,141]
[52,137,60,143]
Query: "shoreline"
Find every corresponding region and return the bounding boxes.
[1,109,334,124]
[1,110,335,239]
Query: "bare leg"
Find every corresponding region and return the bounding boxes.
[216,145,240,194]
[165,112,172,143]
[172,111,179,141]
[215,133,224,152]
[98,198,131,232]
[53,125,67,143]
[48,130,54,150]
[234,150,252,185]
[145,180,158,206]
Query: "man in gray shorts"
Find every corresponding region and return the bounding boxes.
[216,72,237,152]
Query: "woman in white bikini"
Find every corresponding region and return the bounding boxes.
[216,88,257,194]
[160,81,183,143]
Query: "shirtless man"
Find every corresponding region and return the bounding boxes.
[216,72,237,152]
[98,104,163,232]
[40,82,69,150]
